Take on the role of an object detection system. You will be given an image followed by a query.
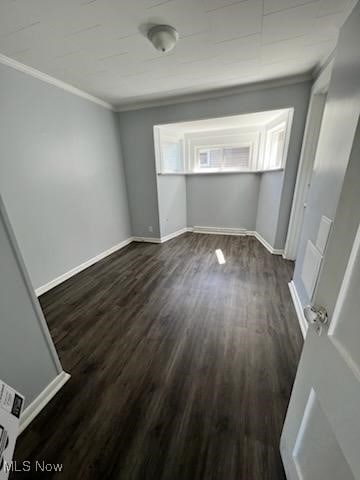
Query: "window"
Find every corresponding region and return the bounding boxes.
[199,150,210,167]
[264,124,286,170]
[155,110,293,175]
[223,147,251,169]
[198,148,222,169]
[161,141,183,172]
[196,145,251,172]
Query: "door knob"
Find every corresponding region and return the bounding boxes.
[304,304,328,325]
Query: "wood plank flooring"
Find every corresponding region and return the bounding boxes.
[13,233,303,480]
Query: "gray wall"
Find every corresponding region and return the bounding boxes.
[256,171,284,246]
[293,3,360,307]
[0,63,131,290]
[0,197,61,407]
[186,173,260,231]
[119,81,311,241]
[157,175,187,237]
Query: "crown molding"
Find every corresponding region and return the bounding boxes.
[311,51,335,85]
[115,72,313,112]
[0,53,114,111]
[0,52,313,114]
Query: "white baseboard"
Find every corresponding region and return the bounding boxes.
[288,280,307,339]
[160,227,189,243]
[35,232,185,296]
[133,227,190,244]
[190,226,284,255]
[35,228,285,297]
[192,226,248,236]
[132,236,162,243]
[19,371,71,434]
[35,237,133,296]
[253,231,284,255]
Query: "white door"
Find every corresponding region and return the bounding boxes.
[281,217,360,479]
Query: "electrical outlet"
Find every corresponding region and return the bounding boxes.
[148,226,153,233]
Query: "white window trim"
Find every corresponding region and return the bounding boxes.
[160,138,185,174]
[193,142,254,173]
[264,121,287,170]
[154,109,294,176]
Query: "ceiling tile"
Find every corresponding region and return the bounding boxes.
[203,0,247,12]
[262,38,336,66]
[208,0,263,43]
[140,0,208,37]
[0,0,356,106]
[318,0,357,17]
[263,0,316,15]
[169,32,215,64]
[214,33,262,63]
[313,11,348,37]
[262,1,321,44]
[261,58,315,78]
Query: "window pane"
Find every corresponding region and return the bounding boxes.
[162,142,182,172]
[223,146,250,169]
[199,151,209,166]
[208,149,222,168]
[198,148,222,169]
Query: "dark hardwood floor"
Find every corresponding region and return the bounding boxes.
[13,233,303,480]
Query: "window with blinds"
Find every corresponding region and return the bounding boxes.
[197,145,251,171]
[223,147,251,169]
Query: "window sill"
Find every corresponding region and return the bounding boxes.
[158,168,284,176]
[254,168,284,173]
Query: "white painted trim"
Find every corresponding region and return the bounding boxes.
[160,227,188,242]
[158,168,284,176]
[328,223,360,336]
[133,228,191,243]
[35,228,286,297]
[190,226,284,254]
[0,195,63,373]
[284,60,333,261]
[115,73,312,112]
[312,57,335,94]
[0,53,312,113]
[283,93,327,260]
[36,232,188,296]
[19,371,70,434]
[0,53,113,111]
[35,237,133,296]
[192,226,248,236]
[288,280,307,339]
[132,236,162,243]
[253,231,284,255]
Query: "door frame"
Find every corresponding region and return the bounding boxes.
[284,59,333,260]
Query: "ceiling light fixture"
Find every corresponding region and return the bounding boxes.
[147,24,179,53]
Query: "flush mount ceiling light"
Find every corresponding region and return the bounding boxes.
[147,25,179,53]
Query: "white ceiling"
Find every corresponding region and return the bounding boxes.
[159,109,289,134]
[0,0,356,109]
